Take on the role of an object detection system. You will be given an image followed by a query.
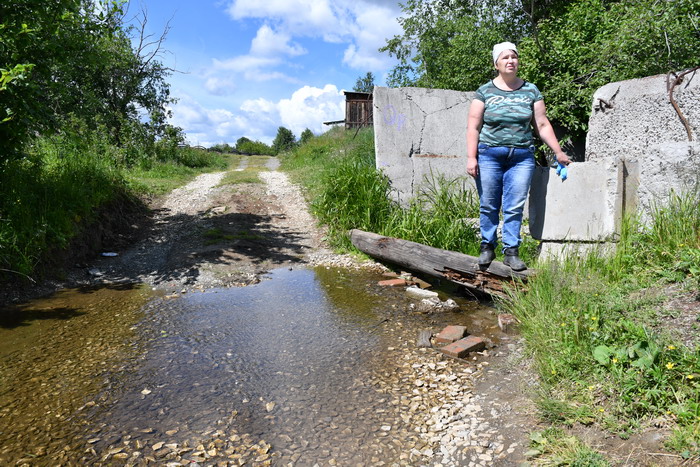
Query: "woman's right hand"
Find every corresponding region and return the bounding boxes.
[467,157,479,177]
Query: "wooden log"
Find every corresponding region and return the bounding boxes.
[350,229,531,297]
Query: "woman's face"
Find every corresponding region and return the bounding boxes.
[494,50,519,75]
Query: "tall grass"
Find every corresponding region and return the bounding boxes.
[1,131,125,274]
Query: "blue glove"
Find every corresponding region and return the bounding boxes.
[555,163,568,181]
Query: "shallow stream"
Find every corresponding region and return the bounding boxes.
[0,267,501,465]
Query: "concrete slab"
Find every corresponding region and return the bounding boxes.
[538,242,617,261]
[374,87,474,203]
[635,142,700,223]
[528,160,623,241]
[587,74,699,162]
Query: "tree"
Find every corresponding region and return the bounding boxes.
[382,0,700,141]
[272,127,296,154]
[300,128,314,144]
[353,72,375,93]
[235,136,252,153]
[0,0,175,159]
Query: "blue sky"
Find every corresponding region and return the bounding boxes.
[130,0,404,146]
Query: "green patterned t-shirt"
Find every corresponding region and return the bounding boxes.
[474,80,543,148]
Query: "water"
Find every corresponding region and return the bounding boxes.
[0,267,500,465]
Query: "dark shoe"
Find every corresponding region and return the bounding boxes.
[503,247,527,271]
[478,244,496,268]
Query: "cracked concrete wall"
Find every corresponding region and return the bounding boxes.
[586,73,700,223]
[373,87,474,203]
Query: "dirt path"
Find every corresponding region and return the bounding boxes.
[82,159,363,294]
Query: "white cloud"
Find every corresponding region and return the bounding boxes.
[224,0,401,71]
[251,24,307,57]
[227,0,342,38]
[342,5,402,70]
[213,55,280,72]
[277,84,345,136]
[168,95,247,146]
[204,76,237,96]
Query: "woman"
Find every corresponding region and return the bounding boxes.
[466,41,571,271]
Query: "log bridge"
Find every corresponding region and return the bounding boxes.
[350,229,532,297]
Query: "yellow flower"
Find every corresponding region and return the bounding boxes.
[666,362,675,370]
[612,358,618,364]
[588,385,595,390]
[589,327,595,331]
[599,408,605,412]
[667,345,676,350]
[591,317,598,321]
[687,375,695,380]
[551,370,557,375]
[561,323,566,327]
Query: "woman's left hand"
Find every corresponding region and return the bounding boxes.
[555,152,572,166]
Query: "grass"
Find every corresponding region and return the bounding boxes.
[0,129,230,277]
[128,151,232,195]
[527,428,610,466]
[282,127,486,256]
[219,155,272,185]
[504,190,700,457]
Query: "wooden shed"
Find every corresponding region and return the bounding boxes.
[343,91,373,129]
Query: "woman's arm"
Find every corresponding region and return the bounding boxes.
[467,99,484,177]
[533,100,572,166]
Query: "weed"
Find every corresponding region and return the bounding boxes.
[527,428,609,466]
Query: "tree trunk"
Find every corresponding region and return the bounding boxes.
[350,229,532,297]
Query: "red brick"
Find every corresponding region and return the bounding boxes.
[378,278,407,287]
[435,325,467,344]
[439,336,486,359]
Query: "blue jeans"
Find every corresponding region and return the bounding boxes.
[475,144,535,250]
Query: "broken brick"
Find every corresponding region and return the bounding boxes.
[439,336,486,359]
[435,325,467,344]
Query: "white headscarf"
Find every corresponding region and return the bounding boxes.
[492,42,518,64]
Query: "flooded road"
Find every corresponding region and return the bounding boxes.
[0,267,504,465]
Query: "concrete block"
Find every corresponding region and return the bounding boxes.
[373,86,474,203]
[528,160,623,241]
[634,142,700,224]
[406,287,439,299]
[435,325,467,344]
[538,242,617,261]
[439,336,485,359]
[587,74,699,162]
